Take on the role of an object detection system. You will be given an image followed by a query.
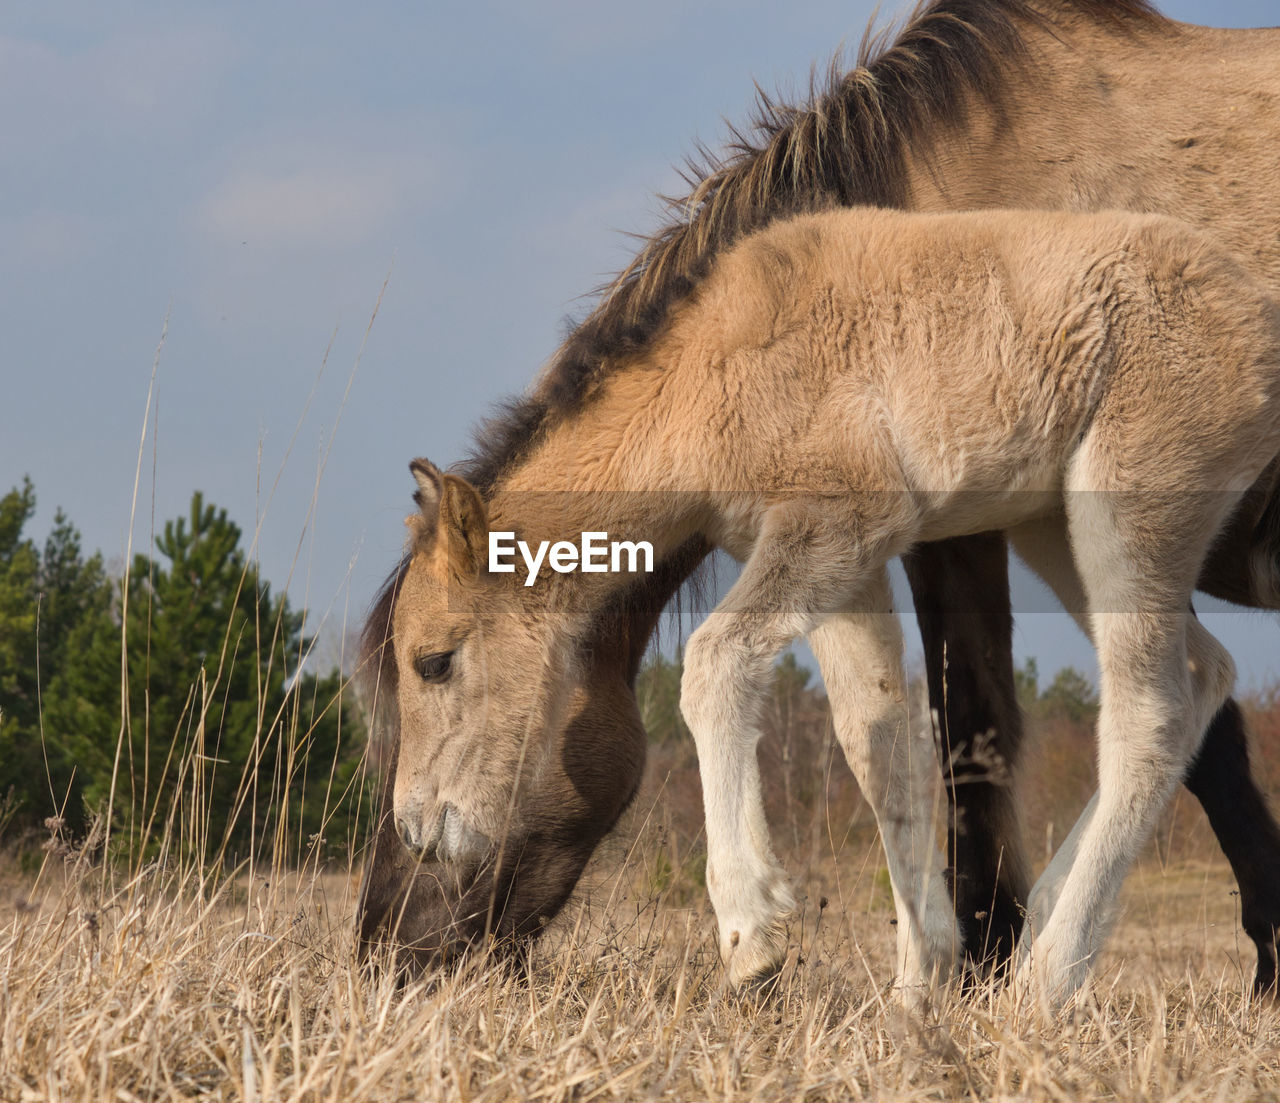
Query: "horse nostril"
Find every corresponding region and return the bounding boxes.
[395,806,448,857]
[394,814,416,850]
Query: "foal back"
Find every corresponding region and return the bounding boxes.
[650,207,1280,540]
[656,203,1280,1004]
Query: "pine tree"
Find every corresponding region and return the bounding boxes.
[0,480,41,817]
[0,482,114,832]
[1038,666,1099,726]
[0,482,40,712]
[43,492,363,861]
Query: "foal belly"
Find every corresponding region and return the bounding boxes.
[894,418,1073,543]
[912,486,1061,543]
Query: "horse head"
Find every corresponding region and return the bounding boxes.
[356,460,705,972]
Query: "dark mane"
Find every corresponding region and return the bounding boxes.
[364,0,1164,684]
[360,554,408,745]
[459,0,1165,494]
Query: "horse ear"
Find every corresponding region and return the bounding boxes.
[410,458,445,516]
[406,458,487,579]
[439,474,488,579]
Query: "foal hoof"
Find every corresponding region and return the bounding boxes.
[724,915,791,989]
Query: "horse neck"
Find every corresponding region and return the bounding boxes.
[586,535,712,684]
[485,368,701,617]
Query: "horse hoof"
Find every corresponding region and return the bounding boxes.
[1251,940,1278,998]
[724,915,791,989]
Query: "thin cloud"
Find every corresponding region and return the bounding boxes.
[1,209,100,272]
[198,145,438,250]
[0,26,234,150]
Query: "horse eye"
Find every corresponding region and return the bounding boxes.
[414,650,454,684]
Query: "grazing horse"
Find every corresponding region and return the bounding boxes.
[359,0,1280,991]
[376,206,1280,1006]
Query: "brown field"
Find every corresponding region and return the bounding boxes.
[4,740,1280,1103]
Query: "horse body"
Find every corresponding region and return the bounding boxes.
[387,205,1280,1004]
[360,0,1280,992]
[909,19,1280,280]
[895,7,1280,979]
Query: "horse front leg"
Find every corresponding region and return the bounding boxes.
[680,606,802,983]
[680,503,893,987]
[808,573,959,999]
[681,603,798,987]
[903,533,1031,976]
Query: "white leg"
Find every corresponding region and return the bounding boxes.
[1016,491,1237,1008]
[1007,515,1096,940]
[682,603,798,985]
[1009,513,1234,958]
[680,503,897,985]
[808,571,958,997]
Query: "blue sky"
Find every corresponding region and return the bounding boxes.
[5,0,1279,681]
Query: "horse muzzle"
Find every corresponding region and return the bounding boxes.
[395,802,491,863]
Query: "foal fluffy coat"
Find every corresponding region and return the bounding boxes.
[390,206,1280,1006]
[360,0,1280,993]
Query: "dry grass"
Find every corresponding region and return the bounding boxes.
[3,786,1280,1103]
[28,254,1280,1100]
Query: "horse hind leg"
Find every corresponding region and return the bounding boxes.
[904,534,1030,979]
[1015,511,1280,995]
[1187,465,1280,995]
[1019,483,1238,1008]
[1023,668,1280,999]
[1028,610,1234,1006]
[1184,699,1280,995]
[808,570,959,1000]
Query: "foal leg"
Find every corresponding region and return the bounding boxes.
[1020,706,1280,994]
[680,503,904,986]
[808,573,959,996]
[1015,517,1280,993]
[904,534,1030,975]
[1005,514,1097,938]
[1183,477,1280,995]
[1018,493,1237,1008]
[1026,614,1233,1005]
